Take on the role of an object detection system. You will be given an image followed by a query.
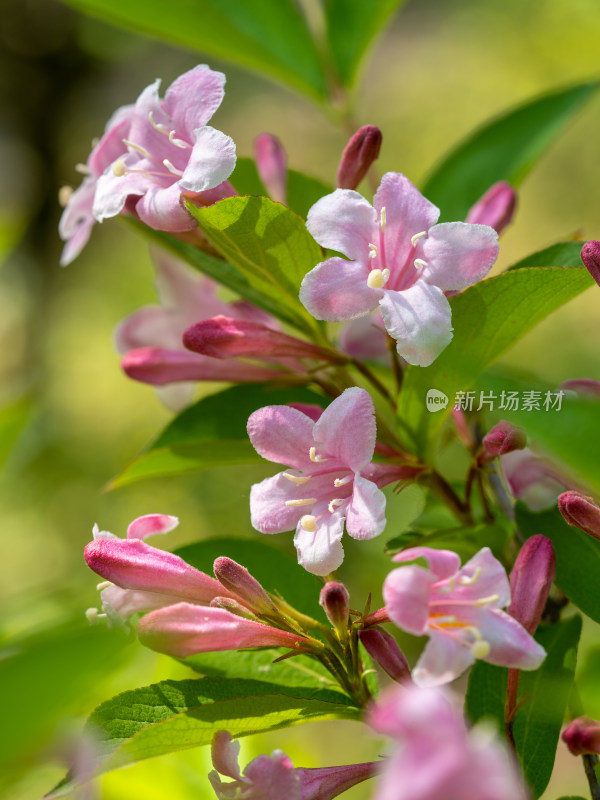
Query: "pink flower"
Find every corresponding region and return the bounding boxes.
[369,685,529,800]
[93,65,236,233]
[254,133,287,204]
[247,388,416,575]
[208,730,378,800]
[501,448,566,511]
[336,125,382,190]
[558,490,600,541]
[465,181,517,234]
[382,546,546,687]
[300,172,498,366]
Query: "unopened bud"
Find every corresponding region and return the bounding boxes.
[581,241,600,287]
[466,181,517,234]
[209,596,260,621]
[480,421,527,461]
[336,125,382,190]
[213,557,275,615]
[560,379,600,398]
[254,133,287,205]
[358,628,412,685]
[319,582,349,636]
[562,716,600,756]
[558,491,600,541]
[508,535,555,634]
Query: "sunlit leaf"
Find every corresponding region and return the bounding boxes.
[507,241,584,271]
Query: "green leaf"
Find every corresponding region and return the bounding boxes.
[109,385,324,489]
[188,196,322,335]
[507,241,585,271]
[62,0,327,101]
[517,505,600,625]
[384,523,508,565]
[423,82,599,221]
[324,0,406,88]
[397,267,594,457]
[513,617,582,798]
[47,677,359,796]
[465,661,507,730]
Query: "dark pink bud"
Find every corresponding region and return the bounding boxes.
[213,557,275,615]
[508,535,555,634]
[295,762,379,800]
[558,491,600,540]
[358,629,412,685]
[562,716,600,756]
[319,582,350,633]
[581,241,600,287]
[561,378,600,398]
[336,125,382,190]
[466,181,517,234]
[253,133,287,204]
[481,420,527,461]
[183,316,346,364]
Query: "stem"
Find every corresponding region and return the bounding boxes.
[386,336,404,396]
[476,470,494,522]
[423,471,474,526]
[350,358,395,410]
[583,754,600,800]
[504,668,520,751]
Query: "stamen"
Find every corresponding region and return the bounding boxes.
[368,243,378,259]
[309,446,329,463]
[168,130,189,149]
[334,475,352,488]
[431,615,457,626]
[473,594,500,606]
[367,268,390,289]
[414,258,428,272]
[85,608,107,623]
[285,498,317,507]
[328,498,344,513]
[438,576,457,592]
[75,163,89,175]
[148,110,169,134]
[96,581,112,591]
[380,206,386,230]
[411,230,427,246]
[112,158,127,177]
[58,185,73,207]
[283,473,310,485]
[471,640,491,659]
[300,515,317,532]
[90,137,99,148]
[123,139,152,158]
[459,567,481,585]
[163,159,185,177]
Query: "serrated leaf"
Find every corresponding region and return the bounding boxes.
[188,196,322,335]
[109,384,325,489]
[47,677,359,797]
[62,0,327,101]
[423,82,599,221]
[397,267,594,457]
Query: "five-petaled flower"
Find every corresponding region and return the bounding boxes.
[300,172,499,366]
[382,546,546,686]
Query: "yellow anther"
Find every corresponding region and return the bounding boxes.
[58,185,73,207]
[367,268,390,289]
[471,640,491,659]
[309,446,328,463]
[473,594,500,606]
[300,515,317,532]
[459,567,482,585]
[380,206,386,229]
[112,158,127,177]
[414,258,428,272]
[368,243,378,259]
[283,473,310,485]
[96,581,112,591]
[85,608,105,623]
[122,139,152,158]
[411,230,427,247]
[328,498,343,513]
[285,498,317,507]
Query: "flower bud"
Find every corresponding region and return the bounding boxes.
[358,628,412,685]
[581,241,600,287]
[254,133,287,204]
[210,596,260,621]
[562,716,600,756]
[336,125,382,190]
[558,491,600,541]
[480,421,527,461]
[213,557,275,615]
[560,378,600,398]
[466,181,517,234]
[319,582,350,636]
[508,535,555,634]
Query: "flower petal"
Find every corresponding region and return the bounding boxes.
[313,387,376,471]
[164,65,226,137]
[93,164,150,221]
[392,547,461,580]
[250,473,305,534]
[88,104,133,177]
[300,257,381,322]
[346,476,386,540]
[421,222,499,291]
[136,182,197,232]
[294,512,345,576]
[337,312,388,362]
[474,608,547,671]
[383,565,436,635]
[306,189,377,260]
[447,546,510,607]
[100,584,182,621]
[412,631,476,687]
[379,281,452,366]
[122,347,277,385]
[247,405,315,470]
[115,306,182,352]
[211,731,244,781]
[126,513,179,540]
[244,752,300,800]
[180,126,236,193]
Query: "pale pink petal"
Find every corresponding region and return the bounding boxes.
[126,513,179,540]
[443,547,510,607]
[211,731,244,781]
[100,584,183,621]
[254,133,287,204]
[122,347,277,385]
[126,79,170,157]
[152,249,224,314]
[58,177,97,266]
[379,282,452,366]
[501,448,564,511]
[93,163,150,221]
[412,631,476,687]
[294,512,345,576]
[115,306,182,352]
[337,313,388,362]
[383,565,436,635]
[421,222,499,291]
[164,65,226,137]
[180,126,236,193]
[88,104,133,176]
[306,189,377,260]
[249,473,306,534]
[59,217,95,267]
[473,608,546,671]
[313,387,376,471]
[346,476,386,540]
[136,182,196,232]
[392,547,461,579]
[300,257,381,322]
[247,405,315,470]
[244,751,300,800]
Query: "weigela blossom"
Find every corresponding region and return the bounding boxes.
[300,172,499,366]
[208,730,378,800]
[247,387,418,576]
[382,546,546,686]
[369,686,529,800]
[501,447,566,511]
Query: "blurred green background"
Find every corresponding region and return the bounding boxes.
[1,0,600,797]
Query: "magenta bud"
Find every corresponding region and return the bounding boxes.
[210,596,260,621]
[336,125,382,190]
[481,420,527,461]
[507,535,556,634]
[254,133,287,204]
[295,762,379,800]
[358,629,412,685]
[581,241,600,287]
[558,491,600,541]
[213,557,275,615]
[560,379,600,398]
[465,181,517,234]
[319,582,350,633]
[562,716,600,756]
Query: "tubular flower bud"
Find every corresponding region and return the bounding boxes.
[562,716,600,756]
[254,133,287,204]
[480,420,527,461]
[336,125,382,190]
[558,491,600,541]
[209,597,261,621]
[508,535,556,634]
[213,557,276,615]
[465,181,517,234]
[319,582,350,634]
[581,241,600,287]
[358,628,412,685]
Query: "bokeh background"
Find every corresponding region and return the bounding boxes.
[1,0,600,797]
